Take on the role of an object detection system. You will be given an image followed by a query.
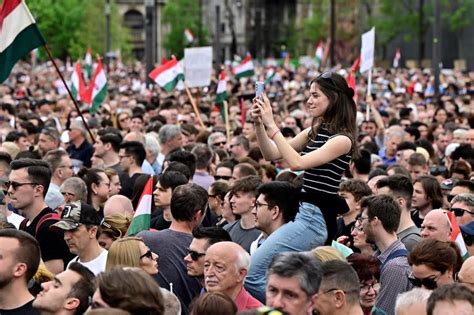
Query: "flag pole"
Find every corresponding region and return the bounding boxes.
[223,100,231,144]
[43,45,96,143]
[366,68,372,121]
[184,83,206,128]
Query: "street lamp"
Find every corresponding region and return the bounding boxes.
[145,0,156,86]
[105,0,111,69]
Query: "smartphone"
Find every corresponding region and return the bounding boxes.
[255,81,264,97]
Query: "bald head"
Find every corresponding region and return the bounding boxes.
[458,257,474,291]
[123,131,145,144]
[104,195,134,217]
[204,241,250,298]
[420,210,451,242]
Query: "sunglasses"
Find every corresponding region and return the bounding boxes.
[187,248,206,261]
[462,232,473,246]
[212,141,227,147]
[139,250,154,260]
[5,181,38,191]
[214,175,232,181]
[450,207,474,217]
[318,71,337,88]
[407,273,439,290]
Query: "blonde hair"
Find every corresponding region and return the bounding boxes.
[106,237,144,271]
[312,246,345,262]
[101,214,132,241]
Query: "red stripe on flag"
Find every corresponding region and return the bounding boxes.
[149,56,178,80]
[0,0,22,31]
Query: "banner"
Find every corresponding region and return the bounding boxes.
[184,46,213,87]
[360,27,375,73]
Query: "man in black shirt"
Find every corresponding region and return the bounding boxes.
[119,141,146,190]
[10,159,73,273]
[0,229,41,315]
[66,120,93,169]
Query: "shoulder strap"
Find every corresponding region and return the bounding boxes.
[35,212,61,235]
[380,249,408,272]
[19,218,29,231]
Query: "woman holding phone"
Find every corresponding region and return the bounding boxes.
[245,72,357,301]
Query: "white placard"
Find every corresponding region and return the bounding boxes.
[184,47,213,87]
[360,27,375,73]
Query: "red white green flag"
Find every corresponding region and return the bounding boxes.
[446,211,469,260]
[393,48,401,68]
[184,28,194,43]
[127,177,153,236]
[315,40,323,69]
[86,56,107,113]
[71,62,86,101]
[215,70,227,104]
[84,47,92,80]
[233,55,254,79]
[0,0,46,83]
[149,55,185,92]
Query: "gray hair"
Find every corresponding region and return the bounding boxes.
[60,177,88,203]
[160,288,181,315]
[267,252,322,296]
[451,193,474,209]
[145,133,160,158]
[235,248,250,270]
[207,132,226,147]
[395,288,431,315]
[159,125,181,145]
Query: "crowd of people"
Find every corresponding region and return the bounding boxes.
[0,58,473,315]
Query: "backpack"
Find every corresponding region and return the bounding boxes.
[19,212,61,237]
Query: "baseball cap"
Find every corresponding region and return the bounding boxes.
[460,221,474,236]
[51,201,100,231]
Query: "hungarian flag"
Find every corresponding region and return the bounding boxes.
[315,40,324,69]
[87,56,107,113]
[233,55,254,79]
[393,48,401,68]
[184,28,194,43]
[127,177,153,236]
[215,70,227,104]
[0,0,46,83]
[446,211,469,260]
[149,55,185,92]
[71,62,86,101]
[351,55,361,76]
[346,72,357,102]
[84,48,92,80]
[265,67,275,84]
[283,53,290,68]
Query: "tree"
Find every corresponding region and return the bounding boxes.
[162,0,208,59]
[29,0,131,61]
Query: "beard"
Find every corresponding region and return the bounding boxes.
[364,227,376,245]
[0,273,13,289]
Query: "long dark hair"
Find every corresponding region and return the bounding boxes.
[309,72,358,155]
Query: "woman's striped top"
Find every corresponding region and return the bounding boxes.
[302,127,351,195]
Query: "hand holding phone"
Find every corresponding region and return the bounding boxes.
[255,81,264,98]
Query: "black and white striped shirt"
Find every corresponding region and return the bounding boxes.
[302,127,351,195]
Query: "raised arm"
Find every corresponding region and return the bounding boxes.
[252,96,310,161]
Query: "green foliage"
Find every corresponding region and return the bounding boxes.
[162,0,208,59]
[29,0,131,61]
[440,0,474,32]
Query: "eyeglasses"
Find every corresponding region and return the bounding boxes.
[450,207,474,217]
[318,71,337,88]
[140,250,155,260]
[407,272,440,290]
[351,224,363,233]
[255,201,270,209]
[430,165,448,175]
[212,141,227,147]
[187,248,206,261]
[5,181,38,191]
[214,175,232,181]
[356,215,369,225]
[360,282,381,295]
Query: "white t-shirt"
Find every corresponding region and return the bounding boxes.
[7,211,25,229]
[67,249,108,276]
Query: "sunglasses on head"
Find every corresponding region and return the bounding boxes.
[214,175,231,181]
[407,273,439,290]
[318,71,337,88]
[450,207,474,217]
[187,248,206,261]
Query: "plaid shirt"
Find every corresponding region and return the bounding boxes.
[374,240,413,315]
